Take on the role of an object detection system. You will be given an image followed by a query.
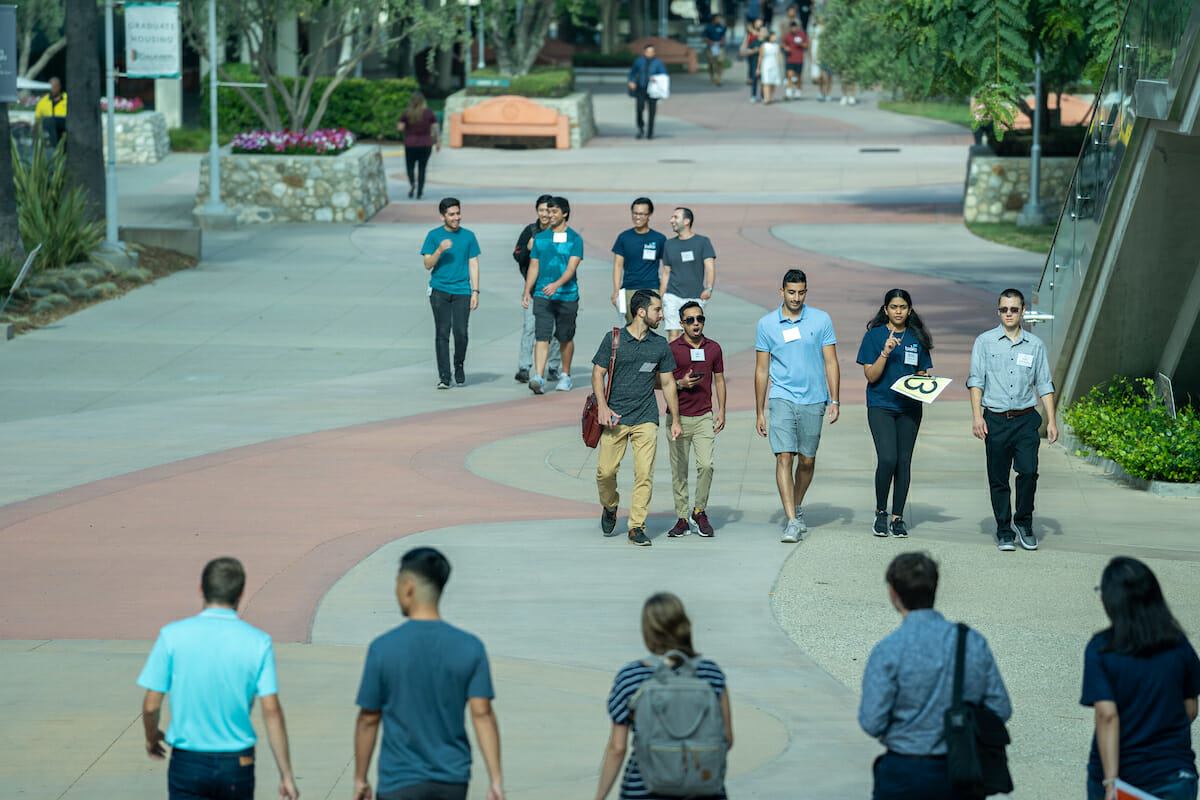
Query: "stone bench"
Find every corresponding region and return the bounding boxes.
[626,36,698,73]
[448,95,570,149]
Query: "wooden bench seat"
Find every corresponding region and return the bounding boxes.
[449,95,570,149]
[626,36,698,73]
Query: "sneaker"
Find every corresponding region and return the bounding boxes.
[628,527,652,546]
[667,518,690,538]
[556,374,572,392]
[793,509,809,536]
[997,531,1016,551]
[795,89,803,99]
[849,96,859,105]
[691,509,715,537]
[750,96,760,103]
[528,375,545,395]
[514,369,529,383]
[873,510,889,537]
[818,93,827,102]
[1014,523,1038,551]
[890,518,909,538]
[437,381,451,390]
[601,506,618,536]
[781,518,803,544]
[840,96,849,105]
[547,368,561,381]
[455,367,465,386]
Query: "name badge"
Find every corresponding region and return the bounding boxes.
[553,231,567,243]
[690,348,705,362]
[781,327,801,343]
[904,347,919,366]
[1016,353,1034,367]
[642,245,658,261]
[639,361,657,373]
[680,250,695,262]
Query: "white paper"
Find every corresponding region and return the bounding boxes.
[904,348,919,366]
[781,327,801,343]
[617,291,627,315]
[1016,352,1034,367]
[553,231,567,243]
[680,250,695,262]
[690,348,705,362]
[639,361,656,373]
[641,245,658,261]
[889,375,952,404]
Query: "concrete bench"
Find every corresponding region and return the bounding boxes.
[626,36,698,73]
[448,95,570,149]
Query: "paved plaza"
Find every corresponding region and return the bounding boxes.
[1,75,1197,799]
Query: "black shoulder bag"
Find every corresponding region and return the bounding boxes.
[944,623,1014,796]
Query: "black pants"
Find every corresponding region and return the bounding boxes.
[635,89,657,136]
[747,54,760,97]
[984,409,1040,531]
[867,405,922,517]
[429,288,470,383]
[872,752,980,800]
[378,781,468,800]
[405,145,432,196]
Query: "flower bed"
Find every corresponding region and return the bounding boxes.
[230,128,356,156]
[100,96,146,113]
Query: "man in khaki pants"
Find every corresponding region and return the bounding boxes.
[592,290,683,546]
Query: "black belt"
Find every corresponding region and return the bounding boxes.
[886,750,947,761]
[986,407,1036,419]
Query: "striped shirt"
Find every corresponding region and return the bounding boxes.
[606,658,727,800]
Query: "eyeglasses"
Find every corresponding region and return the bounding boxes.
[998,306,1023,314]
[683,315,706,324]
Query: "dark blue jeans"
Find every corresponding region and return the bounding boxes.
[872,752,980,800]
[168,747,255,800]
[429,288,470,384]
[378,781,468,800]
[1087,771,1198,800]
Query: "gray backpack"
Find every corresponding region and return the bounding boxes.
[629,651,728,797]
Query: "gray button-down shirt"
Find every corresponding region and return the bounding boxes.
[858,609,1012,756]
[967,325,1054,412]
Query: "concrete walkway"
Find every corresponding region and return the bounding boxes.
[2,73,1196,800]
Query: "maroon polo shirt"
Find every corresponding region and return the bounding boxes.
[669,335,724,417]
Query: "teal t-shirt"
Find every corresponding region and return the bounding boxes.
[421,226,481,295]
[531,226,584,302]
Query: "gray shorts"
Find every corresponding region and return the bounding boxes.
[768,397,826,457]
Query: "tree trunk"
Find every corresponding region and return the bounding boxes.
[630,0,645,40]
[436,45,454,92]
[0,106,26,265]
[65,0,105,222]
[490,0,556,76]
[600,0,620,54]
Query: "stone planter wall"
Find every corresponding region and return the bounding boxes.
[194,144,388,224]
[8,108,170,164]
[963,154,1075,224]
[442,90,596,149]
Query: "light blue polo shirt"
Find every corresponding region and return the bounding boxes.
[755,304,837,404]
[137,607,278,752]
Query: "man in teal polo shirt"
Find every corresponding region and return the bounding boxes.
[754,269,841,544]
[422,197,482,389]
[138,556,299,800]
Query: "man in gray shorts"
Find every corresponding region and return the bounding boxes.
[754,269,841,543]
[659,207,716,343]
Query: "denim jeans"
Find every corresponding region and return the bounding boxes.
[429,288,470,384]
[1088,771,1198,800]
[378,781,469,800]
[518,301,560,373]
[872,752,965,800]
[168,747,255,800]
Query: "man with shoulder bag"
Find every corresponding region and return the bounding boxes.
[627,44,668,140]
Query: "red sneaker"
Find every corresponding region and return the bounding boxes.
[691,510,715,537]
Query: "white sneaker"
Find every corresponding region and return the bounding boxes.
[781,518,803,544]
[556,374,572,392]
[795,89,803,99]
[849,96,858,105]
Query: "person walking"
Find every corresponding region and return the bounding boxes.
[512,194,561,384]
[758,31,784,105]
[397,91,439,200]
[627,44,667,140]
[35,76,68,147]
[702,15,728,85]
[593,592,733,800]
[611,198,667,324]
[859,552,1012,800]
[1082,557,1200,800]
[664,302,726,539]
[523,196,582,394]
[421,198,481,389]
[782,20,809,100]
[967,288,1057,551]
[855,289,933,539]
[660,207,716,343]
[353,547,504,800]
[137,557,299,800]
[740,20,765,102]
[754,269,840,544]
[593,290,683,546]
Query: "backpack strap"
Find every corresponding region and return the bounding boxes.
[953,622,968,706]
[604,327,619,400]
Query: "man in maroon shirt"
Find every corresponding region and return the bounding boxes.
[664,301,727,538]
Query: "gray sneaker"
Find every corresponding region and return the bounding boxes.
[781,518,803,544]
[1014,523,1038,551]
[873,510,890,537]
[794,509,808,536]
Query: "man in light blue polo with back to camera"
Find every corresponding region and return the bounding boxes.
[755,268,840,544]
[138,556,299,800]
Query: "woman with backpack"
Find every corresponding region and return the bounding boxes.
[594,592,733,800]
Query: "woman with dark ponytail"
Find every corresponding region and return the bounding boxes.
[855,289,933,538]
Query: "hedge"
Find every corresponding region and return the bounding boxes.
[465,66,574,97]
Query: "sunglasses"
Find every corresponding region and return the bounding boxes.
[682,315,706,324]
[998,306,1023,314]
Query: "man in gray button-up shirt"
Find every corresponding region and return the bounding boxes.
[967,288,1058,552]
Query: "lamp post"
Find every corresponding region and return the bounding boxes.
[477,1,485,69]
[1018,50,1049,227]
[103,0,119,247]
[202,0,226,216]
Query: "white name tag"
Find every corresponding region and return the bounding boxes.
[1016,353,1034,367]
[553,231,567,243]
[904,348,919,366]
[690,348,705,362]
[642,245,658,261]
[639,361,657,373]
[781,327,801,343]
[680,250,695,262]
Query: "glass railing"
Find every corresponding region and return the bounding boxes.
[1032,0,1198,362]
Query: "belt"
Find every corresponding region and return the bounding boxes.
[886,750,947,761]
[986,407,1036,419]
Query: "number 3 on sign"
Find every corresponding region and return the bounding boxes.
[889,375,953,404]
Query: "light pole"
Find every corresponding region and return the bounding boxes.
[103,0,119,247]
[477,1,485,69]
[202,0,227,216]
[1018,50,1049,227]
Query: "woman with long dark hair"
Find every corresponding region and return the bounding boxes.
[1082,557,1200,800]
[855,289,933,538]
[594,593,733,800]
[396,91,439,200]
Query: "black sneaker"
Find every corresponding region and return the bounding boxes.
[890,518,909,538]
[546,368,560,381]
[601,506,618,536]
[997,530,1016,551]
[454,366,465,386]
[514,369,529,383]
[628,527,652,546]
[872,510,889,537]
[667,518,690,537]
[437,381,451,390]
[1014,522,1038,551]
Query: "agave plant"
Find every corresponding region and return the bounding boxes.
[10,135,106,271]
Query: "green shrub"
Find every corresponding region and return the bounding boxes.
[201,64,419,140]
[1062,376,1200,483]
[10,137,106,271]
[169,127,234,152]
[466,66,574,97]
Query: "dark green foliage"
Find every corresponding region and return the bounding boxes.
[573,51,638,66]
[465,66,575,97]
[1063,376,1200,483]
[9,136,106,271]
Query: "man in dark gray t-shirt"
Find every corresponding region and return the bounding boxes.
[660,207,717,342]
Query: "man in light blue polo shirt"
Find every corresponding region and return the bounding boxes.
[754,269,841,543]
[138,557,298,800]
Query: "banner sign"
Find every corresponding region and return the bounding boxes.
[125,2,181,79]
[0,6,16,103]
[890,375,953,404]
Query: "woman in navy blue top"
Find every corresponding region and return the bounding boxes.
[855,289,933,538]
[1081,557,1200,800]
